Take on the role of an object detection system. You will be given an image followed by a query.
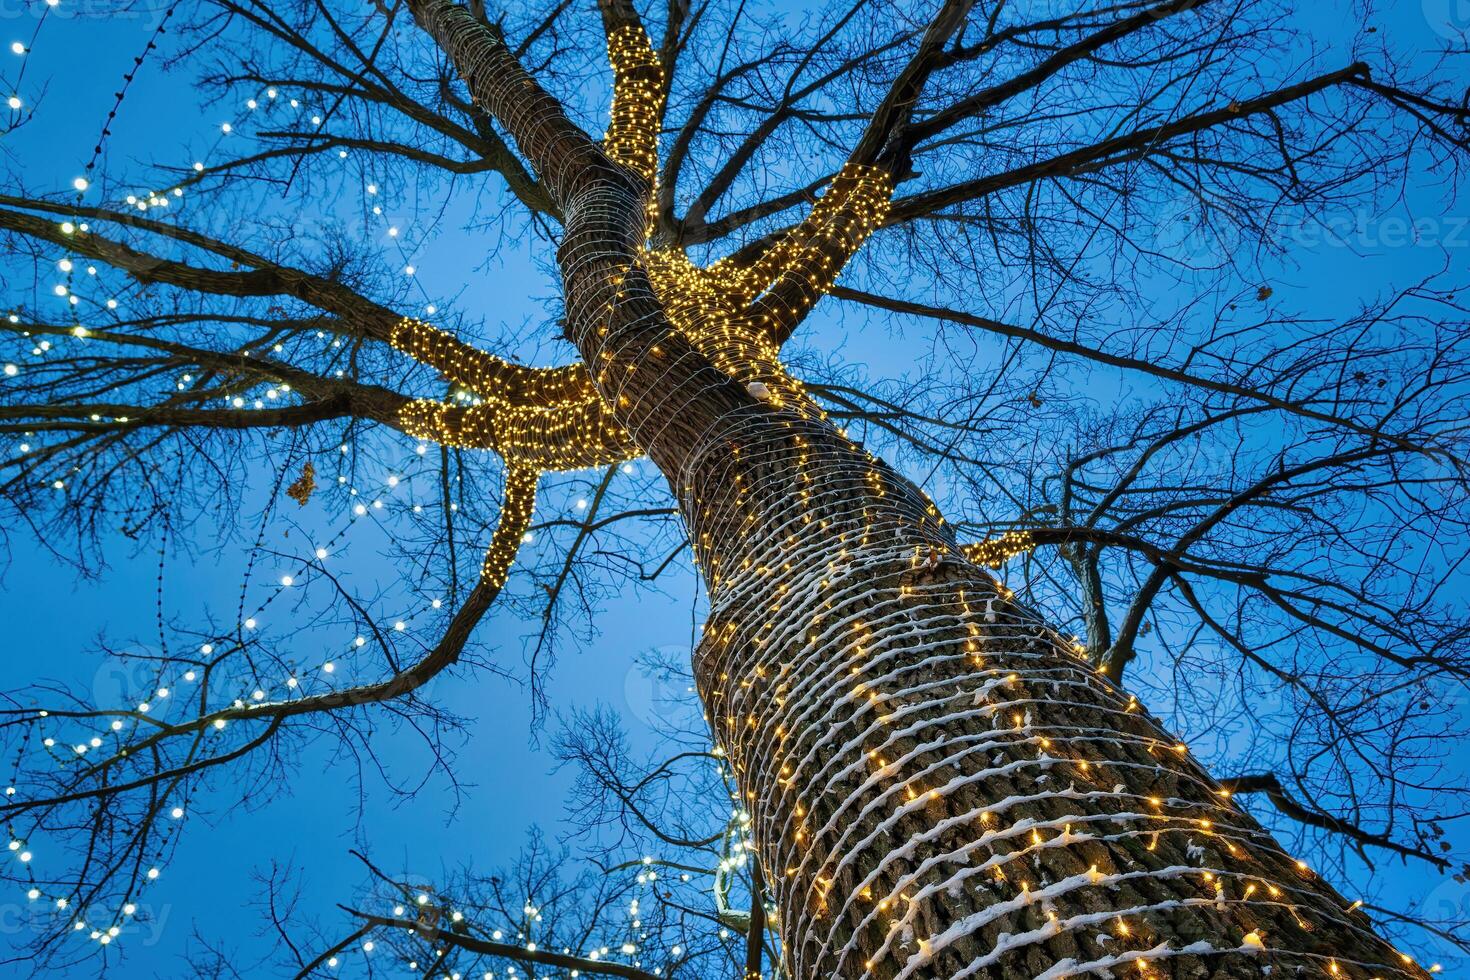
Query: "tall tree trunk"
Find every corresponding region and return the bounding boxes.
[404,3,1427,974]
[555,197,1420,978]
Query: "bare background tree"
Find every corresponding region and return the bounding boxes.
[1,0,1467,976]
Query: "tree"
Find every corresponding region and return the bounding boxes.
[2,0,1468,976]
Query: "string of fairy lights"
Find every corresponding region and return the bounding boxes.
[0,3,573,966]
[1,4,1444,979]
[1,439,477,931]
[2,0,58,124]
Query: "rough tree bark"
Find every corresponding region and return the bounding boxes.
[403,1,1426,976]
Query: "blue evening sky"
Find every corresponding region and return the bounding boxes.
[0,0,1465,976]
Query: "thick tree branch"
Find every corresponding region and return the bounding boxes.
[1220,772,1450,870]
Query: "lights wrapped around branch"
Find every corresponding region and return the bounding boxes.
[741,163,894,336]
[396,395,636,470]
[390,316,599,409]
[390,316,638,468]
[644,164,895,417]
[481,463,538,587]
[604,25,664,184]
[959,530,1036,568]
